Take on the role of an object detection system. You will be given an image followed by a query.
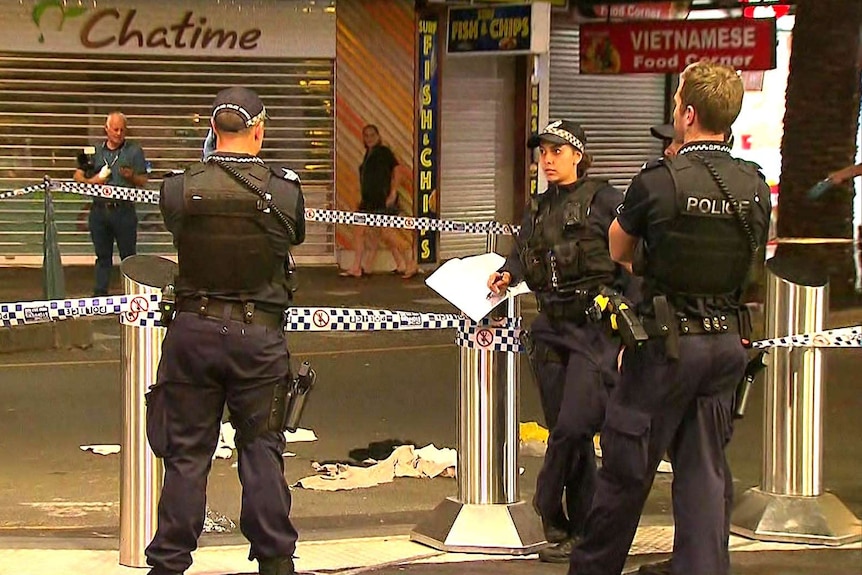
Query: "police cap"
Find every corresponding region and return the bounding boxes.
[528,120,586,154]
[650,123,676,141]
[211,86,268,131]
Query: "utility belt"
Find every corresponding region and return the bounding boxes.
[93,199,134,210]
[642,313,741,337]
[538,289,596,324]
[640,294,752,360]
[176,296,284,329]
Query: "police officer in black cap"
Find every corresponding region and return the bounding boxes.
[488,120,631,562]
[567,61,770,575]
[145,86,305,575]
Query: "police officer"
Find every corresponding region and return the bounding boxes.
[567,61,770,575]
[145,87,305,575]
[488,120,629,563]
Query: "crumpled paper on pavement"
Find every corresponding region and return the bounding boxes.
[294,444,456,491]
[80,444,121,456]
[213,422,318,460]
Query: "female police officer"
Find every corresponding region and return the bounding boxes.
[488,120,630,562]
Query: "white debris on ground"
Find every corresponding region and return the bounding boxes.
[214,422,318,460]
[294,444,457,491]
[79,444,121,455]
[203,505,236,533]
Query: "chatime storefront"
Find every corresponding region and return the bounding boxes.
[0,0,335,264]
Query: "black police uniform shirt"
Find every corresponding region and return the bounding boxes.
[359,144,398,212]
[160,153,306,311]
[616,141,771,316]
[503,178,624,307]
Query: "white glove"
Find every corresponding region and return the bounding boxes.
[97,164,111,179]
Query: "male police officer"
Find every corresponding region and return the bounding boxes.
[488,121,628,562]
[145,87,305,575]
[567,61,770,575]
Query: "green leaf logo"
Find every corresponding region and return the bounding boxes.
[32,0,89,43]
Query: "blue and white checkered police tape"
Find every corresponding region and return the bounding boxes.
[456,324,524,353]
[0,181,52,201]
[284,307,464,332]
[0,294,161,327]
[53,180,161,205]
[749,325,862,349]
[1,178,520,235]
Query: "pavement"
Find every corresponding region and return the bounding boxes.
[0,263,860,575]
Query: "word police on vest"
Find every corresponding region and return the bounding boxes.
[686,196,750,216]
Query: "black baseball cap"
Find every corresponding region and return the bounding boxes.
[528,120,587,153]
[211,86,268,128]
[650,123,676,141]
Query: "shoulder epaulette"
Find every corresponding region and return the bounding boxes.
[641,157,665,171]
[270,164,301,185]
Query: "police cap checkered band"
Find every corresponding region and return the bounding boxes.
[527,120,587,153]
[212,86,268,127]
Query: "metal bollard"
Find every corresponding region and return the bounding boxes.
[119,255,177,567]
[731,256,862,545]
[410,234,544,554]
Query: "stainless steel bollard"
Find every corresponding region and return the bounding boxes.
[119,255,177,567]
[410,234,544,554]
[731,257,862,545]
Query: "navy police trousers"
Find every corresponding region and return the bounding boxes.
[530,313,620,538]
[145,310,297,575]
[568,333,746,575]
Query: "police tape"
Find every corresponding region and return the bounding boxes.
[0,294,161,327]
[1,179,520,235]
[456,324,524,353]
[0,181,52,201]
[750,325,862,349]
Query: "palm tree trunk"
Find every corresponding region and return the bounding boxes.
[776,0,862,303]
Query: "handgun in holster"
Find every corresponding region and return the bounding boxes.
[159,284,176,327]
[734,350,767,419]
[589,286,649,349]
[268,361,316,434]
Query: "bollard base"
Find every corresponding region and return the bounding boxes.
[731,487,862,546]
[410,497,546,555]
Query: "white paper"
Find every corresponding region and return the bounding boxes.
[80,444,121,456]
[425,253,530,322]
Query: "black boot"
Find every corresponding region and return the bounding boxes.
[638,559,672,575]
[532,495,569,544]
[259,556,295,575]
[537,536,579,564]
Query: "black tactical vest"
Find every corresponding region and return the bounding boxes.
[175,163,282,296]
[519,178,616,295]
[643,153,764,299]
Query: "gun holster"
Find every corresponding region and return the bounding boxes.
[267,361,316,434]
[159,284,176,327]
[653,295,679,360]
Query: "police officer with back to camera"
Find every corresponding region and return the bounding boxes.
[567,61,770,575]
[487,120,632,563]
[145,87,305,575]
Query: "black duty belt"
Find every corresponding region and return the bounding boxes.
[642,313,740,337]
[93,200,133,209]
[539,291,596,324]
[177,297,284,329]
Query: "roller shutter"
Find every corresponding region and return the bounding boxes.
[0,52,334,265]
[549,19,665,190]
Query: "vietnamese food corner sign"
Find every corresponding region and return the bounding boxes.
[579,18,776,74]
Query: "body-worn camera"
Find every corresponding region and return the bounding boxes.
[76,146,97,178]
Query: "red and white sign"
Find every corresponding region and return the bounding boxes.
[592,2,690,21]
[580,18,776,74]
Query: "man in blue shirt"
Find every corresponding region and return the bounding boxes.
[73,112,148,296]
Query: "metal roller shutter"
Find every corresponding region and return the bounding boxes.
[439,56,516,260]
[0,52,334,265]
[549,19,665,190]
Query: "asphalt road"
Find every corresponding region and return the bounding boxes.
[0,267,860,547]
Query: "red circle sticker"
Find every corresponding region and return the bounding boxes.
[125,296,149,322]
[403,217,415,229]
[475,328,494,348]
[312,309,330,328]
[101,186,112,197]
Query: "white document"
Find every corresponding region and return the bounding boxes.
[425,252,530,322]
